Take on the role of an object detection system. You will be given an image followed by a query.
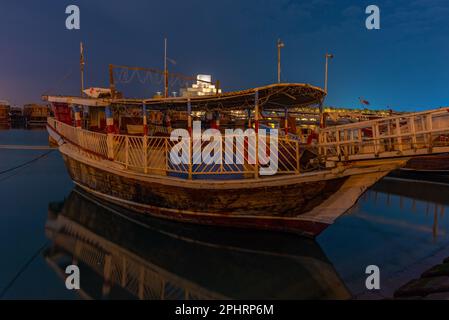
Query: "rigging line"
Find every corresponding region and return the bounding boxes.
[0,240,50,299]
[0,149,55,176]
[42,68,74,96]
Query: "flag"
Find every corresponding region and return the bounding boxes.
[166,57,176,65]
[359,97,370,106]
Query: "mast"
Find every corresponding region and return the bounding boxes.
[80,42,85,96]
[324,53,333,93]
[164,38,168,98]
[109,64,116,98]
[277,39,284,84]
[322,53,333,128]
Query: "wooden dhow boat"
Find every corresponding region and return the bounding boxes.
[43,67,449,237]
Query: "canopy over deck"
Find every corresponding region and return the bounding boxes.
[42,83,326,111]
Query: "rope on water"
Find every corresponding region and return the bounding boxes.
[0,241,50,298]
[0,149,55,176]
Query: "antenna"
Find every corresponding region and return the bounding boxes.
[164,38,168,98]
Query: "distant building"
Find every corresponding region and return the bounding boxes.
[23,103,50,127]
[180,74,221,97]
[0,100,10,127]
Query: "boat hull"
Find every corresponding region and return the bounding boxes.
[389,169,449,184]
[62,153,342,237]
[48,123,405,238]
[388,154,449,184]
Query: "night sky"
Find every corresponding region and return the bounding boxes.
[1,0,449,111]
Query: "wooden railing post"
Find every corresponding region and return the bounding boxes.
[295,139,300,174]
[322,131,328,158]
[102,254,112,299]
[187,99,193,179]
[344,129,349,159]
[387,120,392,151]
[336,129,341,159]
[219,136,224,175]
[410,116,417,150]
[142,104,149,174]
[105,106,115,160]
[188,135,193,180]
[74,105,82,129]
[125,136,129,168]
[254,90,259,179]
[372,124,380,156]
[396,118,402,153]
[107,135,114,160]
[324,130,330,159]
[348,130,352,155]
[143,136,148,174]
[165,138,169,175]
[317,131,322,156]
[427,113,433,152]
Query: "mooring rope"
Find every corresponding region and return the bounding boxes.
[0,149,55,176]
[0,241,50,298]
[0,170,24,183]
[0,148,58,296]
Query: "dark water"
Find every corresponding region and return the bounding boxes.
[1,129,449,299]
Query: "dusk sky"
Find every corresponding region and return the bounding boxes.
[1,0,449,111]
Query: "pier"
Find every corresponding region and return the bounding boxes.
[319,108,449,162]
[0,144,56,150]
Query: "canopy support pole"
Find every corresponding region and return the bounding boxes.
[74,105,82,129]
[284,106,289,135]
[142,104,148,136]
[187,99,192,136]
[105,106,114,160]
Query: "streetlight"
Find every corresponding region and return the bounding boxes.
[324,53,334,93]
[277,39,285,83]
[320,53,334,129]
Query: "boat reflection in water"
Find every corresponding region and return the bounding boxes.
[319,177,449,298]
[44,188,350,300]
[369,177,449,240]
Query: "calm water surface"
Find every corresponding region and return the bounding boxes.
[1,129,449,299]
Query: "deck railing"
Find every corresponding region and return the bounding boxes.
[48,117,109,158]
[47,117,304,179]
[318,108,449,161]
